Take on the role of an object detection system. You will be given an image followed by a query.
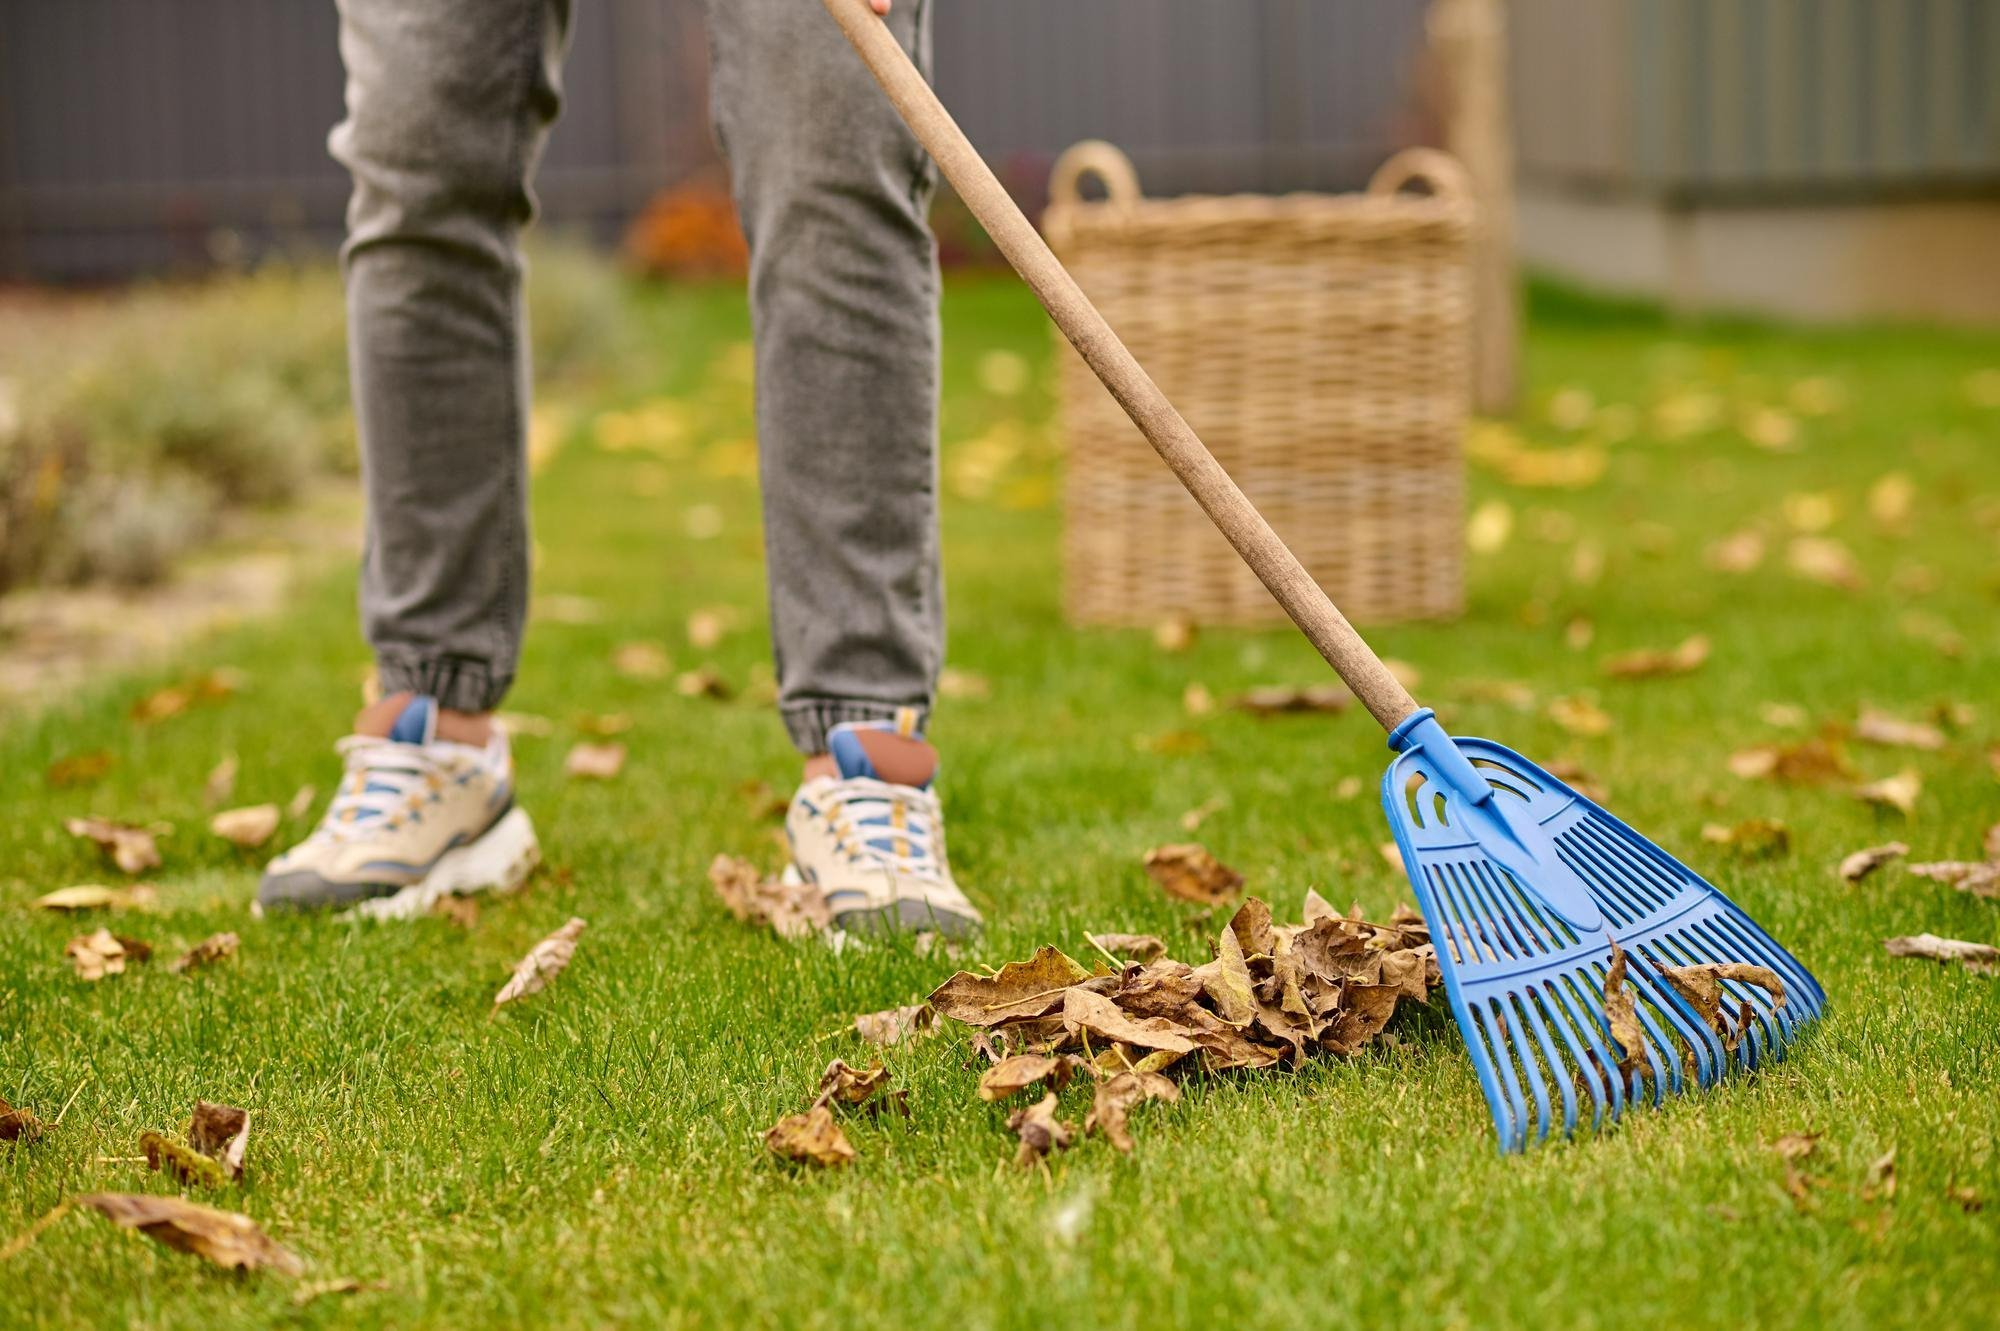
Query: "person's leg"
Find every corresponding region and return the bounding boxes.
[707,0,977,937]
[258,0,571,914]
[705,0,944,763]
[332,0,573,728]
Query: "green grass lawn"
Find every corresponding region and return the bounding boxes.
[3,275,1997,1328]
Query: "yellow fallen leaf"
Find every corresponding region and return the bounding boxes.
[1603,634,1710,679]
[33,884,157,913]
[209,804,280,849]
[1467,499,1513,553]
[1548,696,1612,737]
[1855,770,1921,818]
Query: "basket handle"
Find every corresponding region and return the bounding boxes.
[1049,140,1142,209]
[817,0,1422,733]
[1367,147,1473,203]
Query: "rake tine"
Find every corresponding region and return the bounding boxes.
[1512,988,1578,1140]
[1472,1000,1529,1151]
[1536,981,1601,1132]
[1630,942,1727,1087]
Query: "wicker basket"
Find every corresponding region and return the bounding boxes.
[1044,142,1475,627]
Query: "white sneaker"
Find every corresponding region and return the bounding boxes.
[786,713,981,938]
[257,695,538,919]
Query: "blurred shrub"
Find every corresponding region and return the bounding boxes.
[0,235,637,593]
[622,175,748,279]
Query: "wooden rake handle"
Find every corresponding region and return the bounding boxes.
[819,0,1421,732]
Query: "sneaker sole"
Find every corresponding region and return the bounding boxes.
[344,807,541,922]
[827,895,983,940]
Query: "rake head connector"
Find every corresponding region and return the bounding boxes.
[1382,710,1826,1152]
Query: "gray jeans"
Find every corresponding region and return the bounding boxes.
[331,0,942,753]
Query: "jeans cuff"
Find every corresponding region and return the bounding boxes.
[376,655,511,714]
[781,699,932,755]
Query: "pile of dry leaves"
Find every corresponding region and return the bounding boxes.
[766,890,1440,1169]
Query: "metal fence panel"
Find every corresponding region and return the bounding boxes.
[0,0,1432,281]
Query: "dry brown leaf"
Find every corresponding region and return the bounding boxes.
[1084,1070,1179,1153]
[0,1097,44,1144]
[1603,942,1646,1075]
[77,1193,302,1275]
[763,1104,854,1168]
[1142,843,1243,905]
[1087,932,1168,963]
[286,784,318,819]
[431,895,480,929]
[32,884,157,912]
[492,917,586,1008]
[47,750,115,787]
[977,1054,1076,1103]
[1787,536,1865,590]
[675,666,733,700]
[611,641,672,679]
[1547,696,1612,737]
[1181,682,1216,717]
[929,946,1091,1027]
[1229,684,1352,716]
[1837,843,1908,884]
[708,854,829,940]
[203,755,238,808]
[1883,934,1998,972]
[1855,769,1921,818]
[185,1101,250,1180]
[1655,960,1785,1053]
[563,742,627,780]
[853,1003,932,1047]
[1907,860,2000,895]
[1603,634,1711,680]
[1062,987,1198,1054]
[66,928,149,981]
[1700,819,1792,859]
[210,804,280,848]
[1854,708,1945,752]
[1948,1183,1984,1212]
[169,932,240,974]
[129,669,244,725]
[64,817,163,875]
[813,1059,899,1115]
[1006,1093,1074,1168]
[1727,738,1854,785]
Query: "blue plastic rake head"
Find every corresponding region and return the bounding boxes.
[1382,709,1826,1152]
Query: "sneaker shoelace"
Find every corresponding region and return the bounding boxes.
[818,776,947,888]
[310,735,458,843]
